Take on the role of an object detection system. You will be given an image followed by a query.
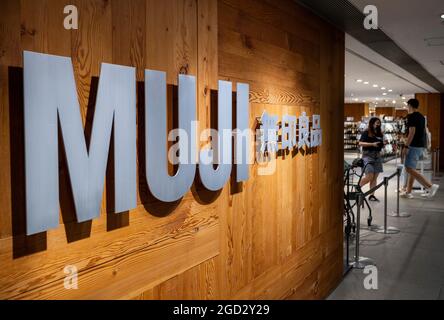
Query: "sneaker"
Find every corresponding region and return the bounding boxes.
[427,184,439,198]
[400,192,414,199]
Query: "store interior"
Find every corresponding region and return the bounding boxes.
[322,0,444,299]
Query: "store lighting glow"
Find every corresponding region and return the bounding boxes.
[381,87,386,90]
[402,96,406,100]
[373,84,378,87]
[364,81,369,85]
[356,79,363,83]
[441,13,444,19]
[388,89,393,92]
[382,93,387,95]
[354,98,359,101]
[392,100,396,104]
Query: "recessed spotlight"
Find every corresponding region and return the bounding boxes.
[441,13,444,19]
[402,96,406,100]
[373,84,378,88]
[382,93,387,96]
[364,81,369,85]
[381,87,386,90]
[356,79,363,83]
[354,98,359,101]
[388,89,393,92]
[392,100,396,104]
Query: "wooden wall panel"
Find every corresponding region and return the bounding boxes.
[344,103,368,121]
[376,107,395,118]
[137,0,344,300]
[0,0,219,300]
[416,93,441,150]
[0,0,344,299]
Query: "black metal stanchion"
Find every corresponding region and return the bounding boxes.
[352,192,374,269]
[389,166,411,218]
[376,176,400,234]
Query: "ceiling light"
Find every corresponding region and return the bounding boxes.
[441,14,444,19]
[381,87,386,90]
[388,89,393,92]
[392,100,396,104]
[403,102,408,106]
[373,84,378,88]
[363,100,366,102]
[354,98,359,101]
[356,79,363,83]
[382,93,387,95]
[402,96,406,100]
[376,97,380,100]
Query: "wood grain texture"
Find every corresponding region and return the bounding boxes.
[416,93,441,149]
[0,0,344,299]
[137,0,344,300]
[344,103,369,121]
[375,107,395,118]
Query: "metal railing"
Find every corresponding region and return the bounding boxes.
[351,167,408,269]
[432,148,441,178]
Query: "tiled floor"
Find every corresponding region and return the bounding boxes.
[329,154,444,300]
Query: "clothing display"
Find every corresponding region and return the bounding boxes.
[344,117,401,162]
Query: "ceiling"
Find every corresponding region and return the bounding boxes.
[346,0,444,108]
[349,0,444,86]
[345,34,428,108]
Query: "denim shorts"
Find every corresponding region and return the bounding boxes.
[362,152,383,174]
[405,146,424,169]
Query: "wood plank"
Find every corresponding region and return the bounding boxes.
[146,0,198,84]
[221,0,320,45]
[219,51,319,94]
[0,0,21,66]
[13,222,219,299]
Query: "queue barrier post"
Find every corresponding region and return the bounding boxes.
[376,175,400,234]
[351,192,374,269]
[389,166,411,218]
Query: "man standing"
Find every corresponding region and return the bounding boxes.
[401,99,439,199]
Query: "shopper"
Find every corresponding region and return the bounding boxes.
[401,99,439,199]
[358,117,384,201]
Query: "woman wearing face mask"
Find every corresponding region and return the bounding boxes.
[358,117,385,201]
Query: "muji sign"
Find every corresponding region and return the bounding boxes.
[23,51,321,236]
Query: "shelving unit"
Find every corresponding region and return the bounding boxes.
[381,117,400,162]
[344,118,359,151]
[345,117,402,162]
